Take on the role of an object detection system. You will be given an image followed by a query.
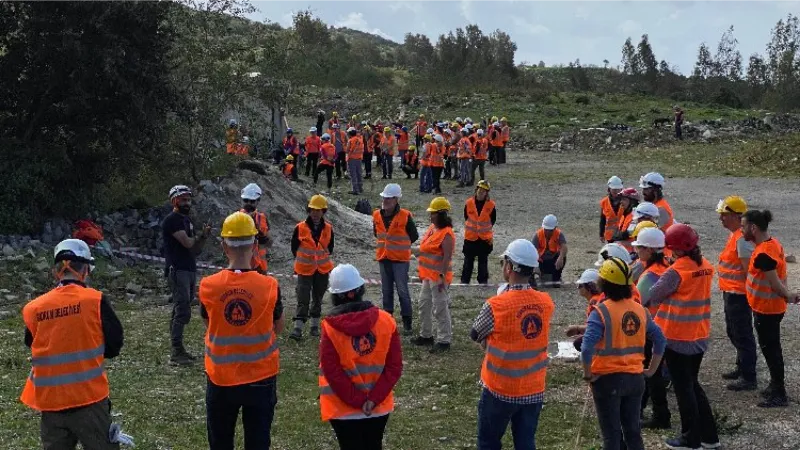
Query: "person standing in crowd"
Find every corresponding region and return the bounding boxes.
[200,212,283,450]
[472,128,489,182]
[610,188,640,252]
[498,117,510,164]
[305,127,322,178]
[414,114,427,149]
[600,176,624,244]
[316,109,326,135]
[381,126,397,180]
[162,185,210,365]
[317,133,337,190]
[533,214,568,287]
[581,257,666,450]
[419,135,433,193]
[21,239,125,450]
[430,135,445,194]
[742,210,799,407]
[346,127,364,195]
[457,128,474,187]
[648,224,719,450]
[239,183,272,274]
[471,239,554,450]
[639,172,674,232]
[397,126,410,169]
[319,264,403,450]
[565,268,603,351]
[412,197,455,354]
[461,181,496,285]
[367,126,381,180]
[327,111,340,132]
[715,196,758,392]
[373,184,419,336]
[290,195,334,340]
[331,124,348,180]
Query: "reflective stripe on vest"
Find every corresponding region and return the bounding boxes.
[717,230,747,294]
[591,299,646,376]
[347,137,364,160]
[373,209,412,261]
[746,238,788,314]
[600,197,622,241]
[417,224,454,284]
[464,197,495,242]
[294,221,334,275]
[480,289,554,397]
[654,257,713,342]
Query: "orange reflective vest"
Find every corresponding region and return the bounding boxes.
[586,293,606,318]
[320,143,336,166]
[590,298,646,376]
[641,262,668,316]
[282,163,294,178]
[501,125,510,144]
[404,151,418,168]
[369,134,382,154]
[600,197,623,242]
[347,137,364,160]
[200,270,280,386]
[420,144,431,167]
[418,224,455,284]
[465,197,495,242]
[490,128,504,147]
[429,143,444,168]
[535,228,561,261]
[240,209,269,272]
[746,238,787,315]
[319,311,396,421]
[654,257,713,342]
[397,131,409,151]
[373,209,412,262]
[457,138,473,159]
[654,198,674,232]
[414,121,427,136]
[21,284,109,412]
[618,212,635,251]
[331,130,346,151]
[474,137,488,160]
[294,221,334,275]
[305,135,321,154]
[481,289,554,397]
[283,136,299,154]
[382,135,396,156]
[226,128,238,144]
[718,229,748,294]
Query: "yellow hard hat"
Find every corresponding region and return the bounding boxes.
[631,221,657,239]
[599,257,633,286]
[450,122,459,128]
[384,126,391,132]
[716,196,747,214]
[424,133,432,140]
[491,115,498,122]
[363,126,371,132]
[477,180,491,191]
[333,111,339,117]
[220,212,257,238]
[351,114,358,120]
[427,197,451,213]
[500,117,507,122]
[286,155,294,161]
[308,194,328,210]
[409,144,417,150]
[419,113,425,118]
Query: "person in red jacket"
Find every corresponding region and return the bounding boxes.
[319,264,403,450]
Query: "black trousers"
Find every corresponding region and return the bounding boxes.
[498,145,507,164]
[539,254,564,283]
[330,414,389,450]
[316,164,334,189]
[431,167,443,193]
[488,146,499,165]
[363,152,373,176]
[754,312,785,390]
[415,135,424,148]
[461,240,492,284]
[206,376,277,450]
[663,349,718,448]
[723,292,757,381]
[592,373,645,450]
[305,153,319,177]
[335,152,347,178]
[641,339,670,422]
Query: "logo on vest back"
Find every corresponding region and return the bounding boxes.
[621,311,641,336]
[352,332,376,356]
[224,299,252,326]
[520,314,543,339]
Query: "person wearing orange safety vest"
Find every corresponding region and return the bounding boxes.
[471,239,554,450]
[414,114,427,148]
[610,188,640,252]
[240,183,272,274]
[319,264,403,450]
[402,144,419,179]
[200,212,284,449]
[380,127,397,180]
[317,133,337,190]
[346,128,365,195]
[282,128,299,158]
[498,117,510,164]
[471,128,489,182]
[226,119,239,154]
[327,111,340,132]
[715,196,758,392]
[741,210,800,408]
[21,239,125,450]
[600,176,625,244]
[429,134,445,194]
[581,257,666,450]
[630,227,672,429]
[533,214,568,287]
[488,120,503,165]
[419,135,434,193]
[305,127,322,178]
[281,155,297,181]
[461,180,496,285]
[290,195,335,341]
[330,123,348,180]
[373,183,419,336]
[639,172,674,232]
[411,197,455,353]
[647,224,719,449]
[397,125,410,166]
[565,269,603,349]
[456,128,474,187]
[367,127,382,180]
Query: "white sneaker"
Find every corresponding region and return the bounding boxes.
[701,443,721,449]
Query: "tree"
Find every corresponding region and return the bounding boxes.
[693,43,713,78]
[603,59,610,69]
[398,33,435,69]
[637,34,659,89]
[712,26,743,80]
[621,37,640,75]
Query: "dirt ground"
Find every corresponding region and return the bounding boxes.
[270,148,800,449]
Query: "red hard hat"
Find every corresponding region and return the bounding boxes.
[620,188,639,200]
[664,224,699,252]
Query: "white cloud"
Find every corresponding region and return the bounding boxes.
[618,19,642,36]
[277,12,293,28]
[511,17,551,36]
[389,3,422,15]
[460,0,474,23]
[334,12,395,41]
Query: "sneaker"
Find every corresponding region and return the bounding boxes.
[757,394,788,408]
[169,352,194,366]
[760,383,776,399]
[701,442,721,449]
[664,436,700,450]
[641,418,671,430]
[411,336,434,346]
[721,369,741,380]
[289,328,303,341]
[726,378,757,391]
[429,342,451,354]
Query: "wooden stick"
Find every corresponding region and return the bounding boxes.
[574,385,592,450]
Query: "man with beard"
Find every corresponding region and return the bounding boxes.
[600,176,624,244]
[639,172,674,232]
[240,183,272,274]
[162,185,211,365]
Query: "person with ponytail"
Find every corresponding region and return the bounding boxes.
[647,224,719,450]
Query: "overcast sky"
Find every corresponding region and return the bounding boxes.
[248,1,798,74]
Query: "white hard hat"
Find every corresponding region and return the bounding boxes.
[169,185,192,200]
[434,134,444,143]
[347,127,356,133]
[595,243,632,266]
[321,133,331,140]
[310,127,317,133]
[54,239,95,264]
[502,239,540,268]
[328,264,366,294]
[465,117,473,123]
[240,183,262,200]
[492,121,501,127]
[542,214,558,230]
[426,128,435,134]
[639,172,665,188]
[455,117,463,123]
[464,123,473,130]
[380,183,402,199]
[576,269,600,285]
[607,176,623,190]
[632,227,666,248]
[477,129,485,136]
[228,119,237,127]
[242,136,250,143]
[634,202,660,220]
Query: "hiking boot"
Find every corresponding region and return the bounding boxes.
[664,436,700,450]
[726,378,757,391]
[758,392,788,408]
[402,316,413,336]
[429,342,451,354]
[289,327,303,340]
[170,348,195,366]
[641,418,671,430]
[721,369,741,380]
[309,318,320,337]
[760,383,776,399]
[411,336,434,346]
